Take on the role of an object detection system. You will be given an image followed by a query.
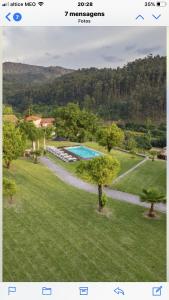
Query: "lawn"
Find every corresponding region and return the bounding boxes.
[3,158,166,282]
[46,140,144,176]
[112,160,166,195]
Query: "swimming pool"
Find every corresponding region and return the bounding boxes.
[65,146,102,159]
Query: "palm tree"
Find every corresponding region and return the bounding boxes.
[19,121,39,151]
[140,188,166,217]
[42,126,54,152]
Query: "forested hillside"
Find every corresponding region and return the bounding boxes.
[3,62,74,104]
[3,55,166,124]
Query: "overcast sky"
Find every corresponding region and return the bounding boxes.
[3,27,166,69]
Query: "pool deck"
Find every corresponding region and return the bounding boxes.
[60,147,81,161]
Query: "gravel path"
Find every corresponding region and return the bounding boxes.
[40,156,166,213]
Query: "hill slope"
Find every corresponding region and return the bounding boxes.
[3,62,74,105]
[4,158,166,281]
[3,56,166,123]
[3,62,74,83]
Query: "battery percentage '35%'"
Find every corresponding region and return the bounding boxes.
[145,1,167,6]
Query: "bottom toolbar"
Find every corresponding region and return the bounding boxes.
[0,283,169,300]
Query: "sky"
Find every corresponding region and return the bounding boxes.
[3,27,166,69]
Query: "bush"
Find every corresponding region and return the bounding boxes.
[3,177,17,204]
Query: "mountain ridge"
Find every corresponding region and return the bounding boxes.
[3,62,74,84]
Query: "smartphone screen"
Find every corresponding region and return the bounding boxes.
[0,1,168,299]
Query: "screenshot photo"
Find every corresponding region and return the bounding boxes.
[2,26,167,283]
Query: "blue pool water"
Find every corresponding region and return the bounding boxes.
[65,146,102,159]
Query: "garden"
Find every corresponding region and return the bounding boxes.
[3,103,167,282]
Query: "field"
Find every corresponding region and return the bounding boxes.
[46,140,144,176]
[112,160,166,195]
[3,159,166,282]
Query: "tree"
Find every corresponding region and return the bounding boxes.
[3,122,26,169]
[4,56,166,124]
[36,128,43,150]
[42,126,54,151]
[140,188,166,217]
[125,134,137,152]
[97,123,124,152]
[19,121,39,151]
[149,150,158,161]
[135,135,152,150]
[3,177,17,204]
[77,155,120,212]
[54,103,100,142]
[3,105,13,115]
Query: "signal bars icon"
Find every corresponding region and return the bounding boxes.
[2,2,44,6]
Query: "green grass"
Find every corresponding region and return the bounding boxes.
[46,140,143,176]
[113,160,166,195]
[84,142,144,175]
[46,140,78,148]
[3,159,166,282]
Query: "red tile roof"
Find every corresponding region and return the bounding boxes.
[25,115,41,121]
[41,118,55,124]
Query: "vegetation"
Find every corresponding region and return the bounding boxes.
[122,122,166,149]
[4,56,166,124]
[77,156,120,211]
[125,134,138,152]
[32,150,41,164]
[2,55,167,282]
[46,141,144,176]
[140,188,166,218]
[97,123,124,152]
[3,62,73,111]
[3,105,13,115]
[135,134,152,150]
[3,177,17,204]
[84,142,144,174]
[3,159,166,281]
[113,160,166,195]
[3,122,26,169]
[54,103,100,142]
[19,121,41,151]
[149,150,158,161]
[42,126,54,151]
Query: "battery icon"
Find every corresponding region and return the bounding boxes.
[157,1,167,6]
